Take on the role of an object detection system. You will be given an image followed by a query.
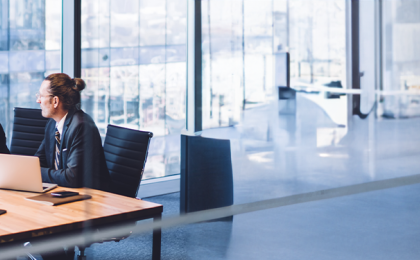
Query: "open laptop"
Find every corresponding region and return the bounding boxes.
[0,154,57,193]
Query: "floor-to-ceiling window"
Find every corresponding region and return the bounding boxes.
[381,0,420,118]
[201,0,347,130]
[201,0,244,129]
[81,0,186,179]
[1,1,420,259]
[0,0,61,139]
[201,0,278,129]
[0,0,354,181]
[289,0,346,85]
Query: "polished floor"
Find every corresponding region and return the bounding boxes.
[44,93,420,259]
[85,183,420,260]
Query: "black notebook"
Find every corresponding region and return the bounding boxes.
[25,193,92,206]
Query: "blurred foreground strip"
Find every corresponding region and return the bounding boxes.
[1,174,419,259]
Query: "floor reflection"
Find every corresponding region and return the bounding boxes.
[201,93,420,203]
[86,92,420,259]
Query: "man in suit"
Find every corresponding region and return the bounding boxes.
[0,124,10,154]
[35,73,110,191]
[34,73,110,259]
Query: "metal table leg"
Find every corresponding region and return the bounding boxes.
[152,214,162,260]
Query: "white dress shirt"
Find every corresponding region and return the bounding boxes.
[56,113,68,136]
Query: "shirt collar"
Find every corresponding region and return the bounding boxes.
[55,113,68,136]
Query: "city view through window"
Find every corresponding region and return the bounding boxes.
[0,0,419,179]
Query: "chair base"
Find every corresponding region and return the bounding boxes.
[77,246,86,260]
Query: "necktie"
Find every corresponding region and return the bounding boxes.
[55,128,61,170]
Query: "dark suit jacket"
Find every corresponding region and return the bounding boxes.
[35,108,110,191]
[0,124,10,154]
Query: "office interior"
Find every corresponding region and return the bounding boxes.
[1,0,420,259]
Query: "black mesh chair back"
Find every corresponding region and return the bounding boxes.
[180,135,234,214]
[0,123,10,154]
[103,124,153,198]
[10,107,49,156]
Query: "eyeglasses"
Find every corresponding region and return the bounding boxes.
[35,93,53,99]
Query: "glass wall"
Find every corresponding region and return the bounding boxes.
[201,0,347,130]
[289,0,346,85]
[81,0,186,179]
[381,0,420,118]
[0,0,348,180]
[287,0,348,128]
[201,0,277,129]
[201,0,244,129]
[1,1,420,259]
[198,0,420,205]
[0,0,61,138]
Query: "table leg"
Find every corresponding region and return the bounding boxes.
[152,214,162,260]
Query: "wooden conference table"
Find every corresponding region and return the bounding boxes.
[0,187,163,260]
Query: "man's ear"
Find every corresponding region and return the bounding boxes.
[53,96,60,108]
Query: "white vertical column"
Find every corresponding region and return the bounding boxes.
[359,0,376,114]
[61,0,81,78]
[186,0,202,134]
[345,0,354,127]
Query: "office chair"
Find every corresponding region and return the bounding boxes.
[10,107,49,156]
[77,124,153,259]
[0,123,10,154]
[104,124,153,197]
[180,134,234,215]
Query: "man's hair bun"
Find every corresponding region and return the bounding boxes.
[45,73,86,110]
[73,78,86,92]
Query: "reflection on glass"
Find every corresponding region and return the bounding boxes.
[0,75,7,128]
[289,0,346,85]
[9,0,45,51]
[167,0,187,45]
[82,0,187,179]
[45,0,61,50]
[110,0,139,47]
[81,0,110,48]
[287,0,348,131]
[139,63,165,135]
[166,62,186,134]
[202,0,244,129]
[381,0,420,118]
[140,0,165,46]
[45,50,60,70]
[0,0,61,140]
[109,65,139,127]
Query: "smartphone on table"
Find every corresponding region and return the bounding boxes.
[50,191,79,198]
